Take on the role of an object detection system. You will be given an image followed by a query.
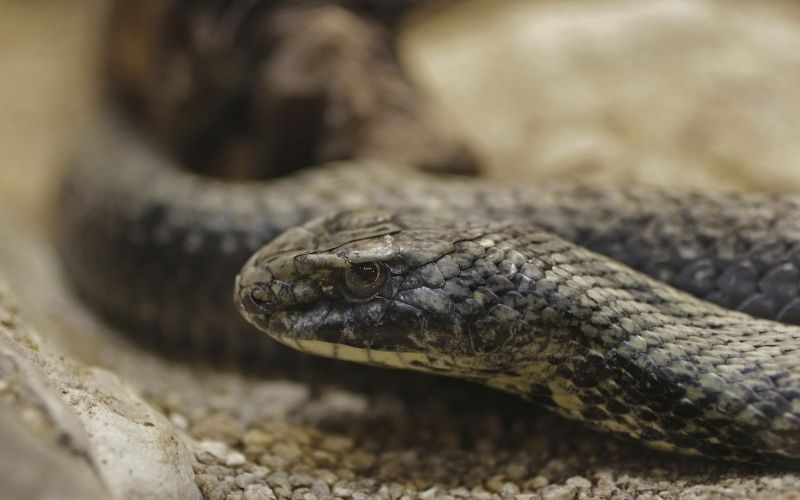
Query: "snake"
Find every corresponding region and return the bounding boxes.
[57,2,800,467]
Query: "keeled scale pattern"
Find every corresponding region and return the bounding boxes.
[245,212,800,464]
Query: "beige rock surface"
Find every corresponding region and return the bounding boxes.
[3,1,800,499]
[0,219,200,499]
[404,0,800,192]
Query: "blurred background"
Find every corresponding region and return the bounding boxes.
[4,0,800,233]
[0,0,103,227]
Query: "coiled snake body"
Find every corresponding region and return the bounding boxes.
[58,114,800,465]
[58,1,800,467]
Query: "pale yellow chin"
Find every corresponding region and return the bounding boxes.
[279,337,429,369]
[276,337,513,386]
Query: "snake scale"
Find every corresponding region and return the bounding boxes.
[58,1,800,466]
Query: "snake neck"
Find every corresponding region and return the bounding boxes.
[249,217,800,464]
[466,230,800,464]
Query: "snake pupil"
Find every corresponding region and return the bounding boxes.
[342,263,386,299]
[352,263,379,285]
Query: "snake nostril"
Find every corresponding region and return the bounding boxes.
[251,287,273,305]
[238,286,275,315]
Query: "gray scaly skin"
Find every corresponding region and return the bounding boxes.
[58,116,800,362]
[58,114,800,463]
[236,210,800,465]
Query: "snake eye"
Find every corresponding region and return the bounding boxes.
[340,262,387,300]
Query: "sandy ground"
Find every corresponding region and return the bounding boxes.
[3,1,800,498]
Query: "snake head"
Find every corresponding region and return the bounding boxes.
[235,209,522,374]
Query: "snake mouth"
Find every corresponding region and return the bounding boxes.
[234,282,413,369]
[276,336,414,368]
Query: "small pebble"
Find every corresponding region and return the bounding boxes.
[566,476,592,489]
[235,473,258,489]
[198,441,230,461]
[243,484,277,500]
[226,451,247,467]
[169,412,189,430]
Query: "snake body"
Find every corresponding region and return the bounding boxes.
[57,112,800,464]
[236,211,800,464]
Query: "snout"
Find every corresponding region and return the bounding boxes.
[234,275,263,318]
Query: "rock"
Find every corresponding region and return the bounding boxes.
[0,280,200,500]
[0,407,108,500]
[405,0,800,193]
